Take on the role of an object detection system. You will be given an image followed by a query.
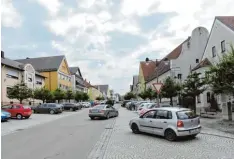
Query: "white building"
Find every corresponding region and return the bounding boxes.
[192,16,234,111]
[69,67,88,93]
[146,27,209,104]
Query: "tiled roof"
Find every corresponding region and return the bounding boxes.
[146,38,190,83]
[16,55,65,72]
[216,16,234,31]
[191,58,212,71]
[140,61,156,80]
[84,80,97,89]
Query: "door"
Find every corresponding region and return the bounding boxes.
[138,110,157,134]
[11,105,21,117]
[152,110,171,135]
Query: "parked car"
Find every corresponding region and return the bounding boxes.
[1,110,11,122]
[82,102,91,108]
[89,104,118,120]
[129,107,201,141]
[75,103,82,110]
[62,103,79,111]
[2,104,32,119]
[138,103,157,115]
[32,103,63,114]
[122,100,131,107]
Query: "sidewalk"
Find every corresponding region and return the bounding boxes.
[101,107,234,159]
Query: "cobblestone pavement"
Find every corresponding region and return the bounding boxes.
[98,108,234,159]
[1,109,86,136]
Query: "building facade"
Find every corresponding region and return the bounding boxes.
[70,67,88,93]
[1,51,45,104]
[16,55,72,91]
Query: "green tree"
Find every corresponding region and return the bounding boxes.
[182,72,206,114]
[53,88,65,103]
[65,89,74,103]
[96,96,104,100]
[161,77,181,105]
[81,92,89,101]
[7,82,32,104]
[207,45,234,95]
[124,92,136,100]
[74,91,82,102]
[34,87,53,103]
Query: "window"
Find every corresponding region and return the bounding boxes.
[2,105,12,109]
[36,81,42,85]
[212,46,216,57]
[197,95,201,103]
[6,68,19,79]
[155,110,169,119]
[12,105,21,109]
[176,110,197,119]
[207,92,211,103]
[196,59,199,63]
[143,110,156,118]
[221,40,226,53]
[28,74,32,82]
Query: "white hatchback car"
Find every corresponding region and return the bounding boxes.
[129,107,201,141]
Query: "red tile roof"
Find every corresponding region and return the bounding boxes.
[216,16,234,31]
[191,58,212,71]
[140,61,156,81]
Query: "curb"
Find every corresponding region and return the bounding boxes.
[200,132,234,139]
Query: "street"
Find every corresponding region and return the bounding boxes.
[1,108,116,159]
[2,104,234,159]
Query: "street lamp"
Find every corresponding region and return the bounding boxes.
[145,57,169,107]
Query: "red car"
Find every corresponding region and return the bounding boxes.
[2,104,32,119]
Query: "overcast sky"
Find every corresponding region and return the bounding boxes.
[1,0,234,95]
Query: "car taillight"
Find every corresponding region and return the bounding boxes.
[177,120,184,128]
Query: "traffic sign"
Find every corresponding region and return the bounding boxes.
[152,83,163,94]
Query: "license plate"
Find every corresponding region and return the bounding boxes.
[189,129,198,133]
[92,110,98,113]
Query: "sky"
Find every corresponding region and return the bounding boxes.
[1,0,234,95]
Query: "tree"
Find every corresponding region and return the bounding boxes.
[65,89,74,103]
[7,82,32,104]
[124,92,136,100]
[74,91,82,102]
[53,88,65,103]
[161,77,181,105]
[81,92,89,101]
[34,87,53,103]
[182,72,206,114]
[207,45,234,95]
[96,96,104,100]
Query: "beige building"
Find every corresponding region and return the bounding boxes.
[1,51,46,105]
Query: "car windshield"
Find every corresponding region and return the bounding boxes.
[176,110,197,119]
[94,105,105,109]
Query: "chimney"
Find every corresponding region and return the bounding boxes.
[1,51,4,58]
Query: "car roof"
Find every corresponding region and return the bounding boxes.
[152,107,190,112]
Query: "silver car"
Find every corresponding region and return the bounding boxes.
[129,107,201,141]
[89,104,119,120]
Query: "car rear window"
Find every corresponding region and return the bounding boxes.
[94,105,105,109]
[176,111,197,119]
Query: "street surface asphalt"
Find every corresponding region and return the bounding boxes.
[2,104,234,159]
[2,107,116,159]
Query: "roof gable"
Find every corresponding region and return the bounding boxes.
[15,55,65,72]
[216,16,234,32]
[140,61,156,80]
[69,67,83,77]
[191,58,212,71]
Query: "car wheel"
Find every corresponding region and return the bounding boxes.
[106,113,110,119]
[49,109,55,114]
[16,114,23,120]
[90,117,95,120]
[131,123,140,134]
[164,129,177,141]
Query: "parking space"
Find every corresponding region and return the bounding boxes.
[1,109,86,136]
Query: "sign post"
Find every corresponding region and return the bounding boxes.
[152,83,163,107]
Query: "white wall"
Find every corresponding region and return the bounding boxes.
[202,19,234,64]
[172,27,209,82]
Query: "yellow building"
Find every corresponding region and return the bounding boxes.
[16,55,71,91]
[84,80,103,100]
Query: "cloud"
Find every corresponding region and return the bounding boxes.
[1,0,22,28]
[2,0,234,95]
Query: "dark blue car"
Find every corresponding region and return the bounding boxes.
[1,110,11,122]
